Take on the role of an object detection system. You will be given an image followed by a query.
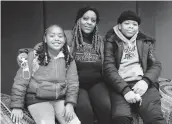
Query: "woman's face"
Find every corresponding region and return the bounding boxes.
[80,10,97,34]
[45,26,66,51]
[119,20,139,38]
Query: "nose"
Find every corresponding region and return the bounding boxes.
[54,35,59,41]
[129,24,134,29]
[87,19,92,25]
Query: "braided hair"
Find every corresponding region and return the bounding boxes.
[72,6,102,55]
[36,24,73,68]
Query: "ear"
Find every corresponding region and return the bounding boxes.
[118,24,122,30]
[43,36,47,43]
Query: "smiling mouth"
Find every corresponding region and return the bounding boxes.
[52,43,61,46]
[85,27,92,30]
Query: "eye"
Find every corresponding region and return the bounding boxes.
[58,35,64,38]
[49,34,55,37]
[91,19,96,23]
[83,17,89,21]
[133,23,138,26]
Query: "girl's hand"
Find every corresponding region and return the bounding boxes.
[11,108,23,124]
[64,103,75,123]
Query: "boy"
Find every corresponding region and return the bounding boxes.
[103,10,166,124]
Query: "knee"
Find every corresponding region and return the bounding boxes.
[75,102,94,116]
[97,101,111,114]
[141,111,165,124]
[140,102,164,123]
[112,109,132,124]
[55,111,64,119]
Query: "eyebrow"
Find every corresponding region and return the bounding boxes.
[48,32,64,35]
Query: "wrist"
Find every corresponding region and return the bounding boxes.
[122,87,131,96]
[66,103,74,107]
[142,77,150,87]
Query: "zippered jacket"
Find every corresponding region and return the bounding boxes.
[103,29,162,95]
[10,50,79,109]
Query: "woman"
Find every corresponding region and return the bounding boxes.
[17,6,111,124]
[11,24,81,124]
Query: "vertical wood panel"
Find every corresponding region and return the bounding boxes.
[1,1,44,94]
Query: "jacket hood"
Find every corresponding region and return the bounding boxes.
[105,28,155,44]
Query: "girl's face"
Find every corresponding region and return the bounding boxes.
[45,26,66,51]
[80,10,97,34]
[119,20,139,38]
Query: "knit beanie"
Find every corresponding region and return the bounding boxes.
[117,10,141,25]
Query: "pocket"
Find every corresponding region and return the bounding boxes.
[36,82,56,100]
[36,81,67,100]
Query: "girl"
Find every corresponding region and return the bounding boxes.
[10,25,81,124]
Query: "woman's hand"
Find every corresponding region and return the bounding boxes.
[64,103,75,123]
[11,108,23,124]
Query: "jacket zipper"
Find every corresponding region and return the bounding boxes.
[54,59,58,99]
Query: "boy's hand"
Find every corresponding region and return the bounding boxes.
[132,80,148,96]
[11,108,23,124]
[65,103,75,123]
[124,91,140,104]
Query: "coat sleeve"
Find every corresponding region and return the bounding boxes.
[10,51,34,109]
[142,41,162,88]
[103,30,131,95]
[65,60,79,106]
[64,30,73,47]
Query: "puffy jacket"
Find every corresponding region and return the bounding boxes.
[10,50,79,109]
[103,29,162,95]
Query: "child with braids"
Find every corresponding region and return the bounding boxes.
[17,6,111,124]
[10,24,81,124]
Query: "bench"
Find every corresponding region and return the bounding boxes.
[1,78,172,124]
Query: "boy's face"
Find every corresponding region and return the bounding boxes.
[119,20,139,38]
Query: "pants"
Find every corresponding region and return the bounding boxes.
[28,100,80,124]
[111,86,167,124]
[75,83,111,124]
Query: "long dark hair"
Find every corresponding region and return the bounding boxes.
[72,6,102,55]
[36,24,73,68]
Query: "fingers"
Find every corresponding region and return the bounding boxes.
[127,94,142,104]
[11,113,15,123]
[11,111,23,124]
[135,94,141,102]
[65,112,74,123]
[132,86,142,96]
[129,97,137,103]
[135,88,141,94]
[19,112,23,123]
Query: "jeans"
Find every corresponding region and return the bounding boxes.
[28,100,80,124]
[111,86,167,124]
[75,83,111,124]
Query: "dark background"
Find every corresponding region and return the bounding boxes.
[1,1,172,94]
